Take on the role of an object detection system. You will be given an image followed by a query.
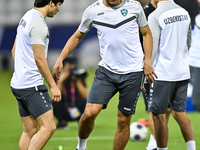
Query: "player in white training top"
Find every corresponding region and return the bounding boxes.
[10,0,63,149]
[53,0,157,150]
[148,0,196,150]
[189,0,200,112]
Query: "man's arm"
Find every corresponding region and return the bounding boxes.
[11,38,16,63]
[140,24,157,83]
[53,29,86,79]
[32,44,61,103]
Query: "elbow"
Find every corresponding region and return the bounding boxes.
[34,56,44,67]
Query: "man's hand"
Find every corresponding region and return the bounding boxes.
[53,59,63,80]
[144,59,158,83]
[50,85,61,103]
[141,84,146,93]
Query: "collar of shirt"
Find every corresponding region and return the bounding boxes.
[157,0,174,7]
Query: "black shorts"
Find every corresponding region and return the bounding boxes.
[87,66,144,115]
[142,83,170,111]
[142,83,150,111]
[148,80,189,114]
[11,85,53,119]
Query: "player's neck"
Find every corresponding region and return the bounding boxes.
[35,7,48,19]
[151,1,157,8]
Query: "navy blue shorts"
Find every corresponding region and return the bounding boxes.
[11,85,53,119]
[87,66,144,115]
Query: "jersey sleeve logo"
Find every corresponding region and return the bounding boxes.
[121,9,128,16]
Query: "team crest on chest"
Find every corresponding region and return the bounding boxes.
[121,9,128,16]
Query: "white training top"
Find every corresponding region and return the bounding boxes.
[79,0,147,74]
[11,8,49,89]
[148,0,191,81]
[189,13,200,68]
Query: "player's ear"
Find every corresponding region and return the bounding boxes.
[49,0,53,7]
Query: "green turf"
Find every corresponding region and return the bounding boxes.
[0,69,199,150]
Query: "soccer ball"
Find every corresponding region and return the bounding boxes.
[129,122,148,141]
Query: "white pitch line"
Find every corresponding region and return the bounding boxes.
[50,136,114,141]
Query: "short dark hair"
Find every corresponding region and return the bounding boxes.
[34,0,64,7]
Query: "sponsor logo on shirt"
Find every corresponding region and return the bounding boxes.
[164,15,189,25]
[121,9,128,16]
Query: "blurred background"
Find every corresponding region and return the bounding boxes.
[0,0,101,71]
[0,1,199,149]
[0,0,199,71]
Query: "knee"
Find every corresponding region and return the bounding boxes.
[117,114,131,130]
[152,113,166,123]
[171,111,178,119]
[81,110,98,123]
[171,111,190,122]
[41,121,56,135]
[117,116,126,128]
[49,122,56,134]
[23,125,38,137]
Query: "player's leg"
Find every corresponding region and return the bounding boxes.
[19,115,38,150]
[11,87,39,150]
[172,111,196,150]
[76,66,118,150]
[166,108,171,123]
[28,109,56,150]
[24,85,56,150]
[146,111,157,150]
[76,103,103,150]
[171,111,194,141]
[149,81,173,149]
[190,66,200,111]
[146,108,171,150]
[143,83,157,150]
[78,103,103,138]
[152,113,168,148]
[113,71,143,150]
[170,80,196,150]
[113,109,132,150]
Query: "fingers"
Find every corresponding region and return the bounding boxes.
[141,85,146,93]
[51,94,61,103]
[53,66,61,80]
[145,71,158,83]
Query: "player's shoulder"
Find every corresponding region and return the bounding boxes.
[125,0,141,7]
[126,0,140,4]
[84,0,102,13]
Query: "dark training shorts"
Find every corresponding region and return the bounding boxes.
[11,85,53,119]
[87,66,144,115]
[142,82,170,111]
[148,80,189,114]
[142,83,151,111]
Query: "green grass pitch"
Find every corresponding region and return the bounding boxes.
[0,69,199,150]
